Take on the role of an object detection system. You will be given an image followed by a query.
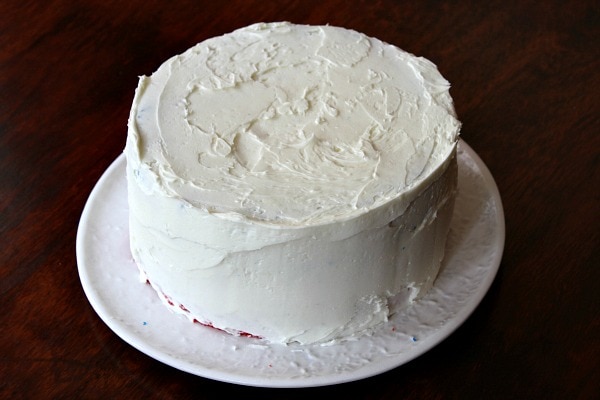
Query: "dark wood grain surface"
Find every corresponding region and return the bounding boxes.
[2,1,598,398]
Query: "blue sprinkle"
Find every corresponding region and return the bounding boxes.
[143,321,148,326]
[411,336,418,342]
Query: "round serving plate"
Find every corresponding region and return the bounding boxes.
[76,140,504,388]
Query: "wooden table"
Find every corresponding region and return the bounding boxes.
[2,1,598,398]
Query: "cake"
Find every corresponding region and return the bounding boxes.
[125,22,460,345]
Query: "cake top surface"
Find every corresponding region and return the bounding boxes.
[127,22,460,226]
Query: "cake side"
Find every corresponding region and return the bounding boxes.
[127,153,457,344]
[125,22,460,345]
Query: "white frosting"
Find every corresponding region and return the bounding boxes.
[125,22,460,344]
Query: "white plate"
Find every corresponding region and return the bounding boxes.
[76,140,504,388]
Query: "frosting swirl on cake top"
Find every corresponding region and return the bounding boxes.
[127,22,460,225]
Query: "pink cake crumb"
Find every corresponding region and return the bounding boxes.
[143,273,262,340]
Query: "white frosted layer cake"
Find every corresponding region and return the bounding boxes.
[125,22,461,345]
